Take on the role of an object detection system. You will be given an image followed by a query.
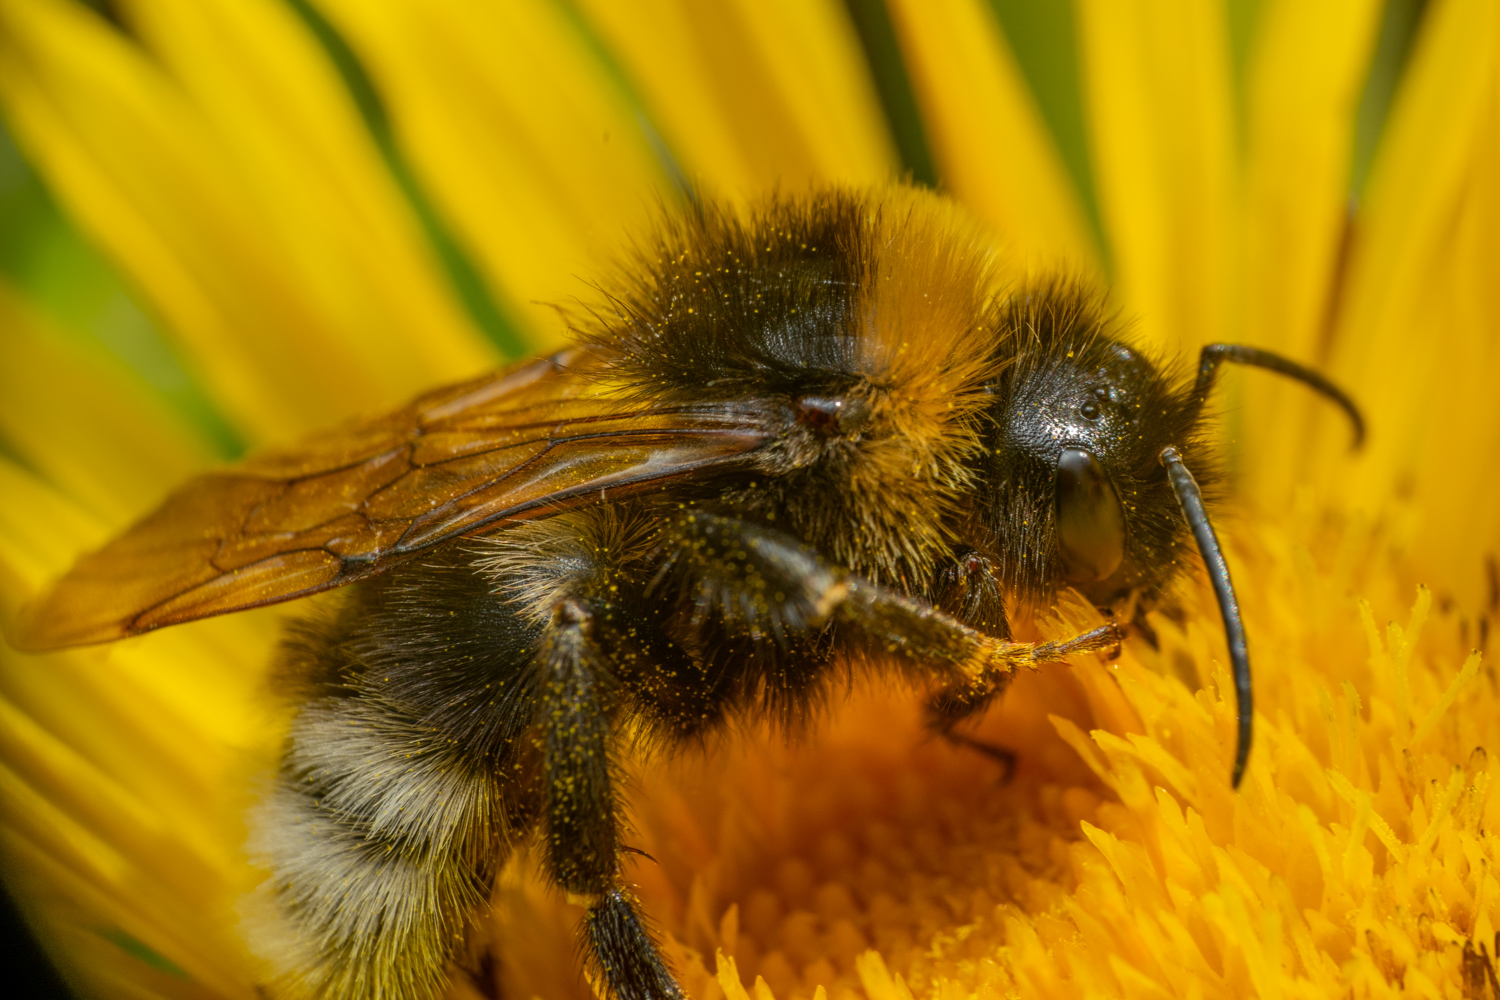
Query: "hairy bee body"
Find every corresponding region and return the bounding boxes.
[19,186,1361,1000]
[251,187,1085,1000]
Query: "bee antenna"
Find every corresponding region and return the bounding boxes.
[1159,445,1251,789]
[1192,343,1365,449]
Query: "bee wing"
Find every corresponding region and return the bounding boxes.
[13,349,776,649]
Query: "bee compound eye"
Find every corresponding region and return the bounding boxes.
[1055,448,1126,584]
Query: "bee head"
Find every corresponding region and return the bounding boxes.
[979,283,1206,608]
[977,281,1362,790]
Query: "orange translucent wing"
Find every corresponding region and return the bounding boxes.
[13,349,776,649]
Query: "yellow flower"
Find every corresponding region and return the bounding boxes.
[0,1,1497,998]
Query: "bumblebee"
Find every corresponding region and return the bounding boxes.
[14,187,1361,1000]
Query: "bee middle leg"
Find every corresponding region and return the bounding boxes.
[925,677,1022,779]
[665,512,1117,696]
[663,514,1113,777]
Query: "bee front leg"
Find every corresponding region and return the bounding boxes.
[535,597,685,1000]
[923,677,1021,781]
[931,546,1009,639]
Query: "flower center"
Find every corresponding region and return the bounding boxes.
[618,670,1108,1000]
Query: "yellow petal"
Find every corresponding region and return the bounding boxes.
[1236,0,1384,508]
[315,0,680,349]
[0,0,493,444]
[0,279,211,525]
[0,459,108,614]
[121,0,502,370]
[1315,0,1499,604]
[1075,0,1239,357]
[886,0,1100,275]
[0,702,249,999]
[569,0,897,195]
[0,458,283,997]
[1243,0,1383,360]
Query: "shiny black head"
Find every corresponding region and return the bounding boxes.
[980,283,1208,610]
[975,280,1364,788]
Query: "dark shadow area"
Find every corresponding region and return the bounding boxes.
[0,881,72,1000]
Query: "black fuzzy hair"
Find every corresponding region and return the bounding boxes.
[586,191,872,400]
[276,545,545,765]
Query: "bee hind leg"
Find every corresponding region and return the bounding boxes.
[535,596,685,1000]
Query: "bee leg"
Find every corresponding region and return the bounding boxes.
[922,666,1018,778]
[940,731,1018,781]
[922,548,1023,776]
[922,650,1012,727]
[667,513,1117,690]
[931,546,1010,638]
[465,945,503,1000]
[536,597,685,1000]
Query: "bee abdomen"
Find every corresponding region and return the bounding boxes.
[246,696,529,1000]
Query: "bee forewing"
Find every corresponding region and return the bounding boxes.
[11,350,774,650]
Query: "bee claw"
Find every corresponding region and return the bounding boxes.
[1104,619,1124,659]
